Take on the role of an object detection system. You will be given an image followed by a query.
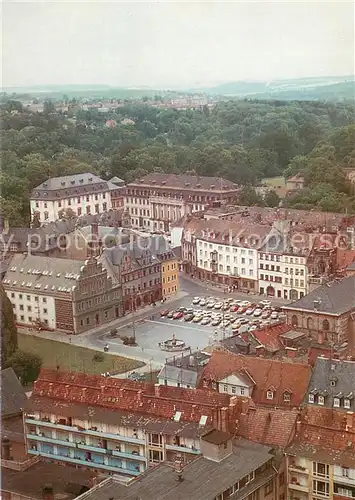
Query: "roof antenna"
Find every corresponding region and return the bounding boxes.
[174,455,184,482]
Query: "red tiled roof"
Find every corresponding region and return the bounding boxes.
[251,324,292,352]
[307,346,332,367]
[32,369,231,424]
[199,351,311,408]
[288,406,355,467]
[337,249,355,269]
[237,401,298,448]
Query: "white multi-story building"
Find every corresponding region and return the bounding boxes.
[30,173,116,224]
[196,238,259,291]
[258,251,308,300]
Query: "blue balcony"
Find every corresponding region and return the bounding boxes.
[28,450,141,476]
[27,434,78,448]
[77,443,107,454]
[25,419,145,445]
[165,444,200,454]
[112,449,147,462]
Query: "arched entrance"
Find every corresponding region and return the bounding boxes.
[289,289,298,301]
[266,286,275,297]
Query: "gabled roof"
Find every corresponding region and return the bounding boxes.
[283,276,355,315]
[1,368,27,418]
[250,324,292,352]
[305,357,355,411]
[199,351,311,408]
[286,406,355,467]
[237,402,299,448]
[2,253,86,293]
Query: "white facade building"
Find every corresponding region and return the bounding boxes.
[6,289,56,329]
[258,251,308,300]
[196,238,259,287]
[30,173,115,224]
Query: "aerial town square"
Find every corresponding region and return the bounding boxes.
[1,1,355,499]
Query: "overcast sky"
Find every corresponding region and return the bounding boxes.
[2,0,354,88]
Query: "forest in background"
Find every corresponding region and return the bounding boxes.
[1,98,355,226]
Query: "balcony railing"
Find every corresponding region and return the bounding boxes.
[165,444,200,454]
[1,455,41,471]
[26,434,77,448]
[112,449,146,461]
[25,418,145,444]
[289,465,309,474]
[289,482,309,493]
[28,449,141,476]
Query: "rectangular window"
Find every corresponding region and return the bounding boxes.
[11,292,15,298]
[86,195,90,202]
[223,385,228,392]
[267,390,274,400]
[43,308,48,314]
[103,202,107,211]
[313,480,330,497]
[313,462,329,478]
[19,304,24,311]
[27,306,32,312]
[264,480,274,496]
[27,295,31,301]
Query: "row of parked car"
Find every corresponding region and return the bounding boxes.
[160,296,283,333]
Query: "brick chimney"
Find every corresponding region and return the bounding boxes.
[137,390,143,404]
[42,484,54,500]
[220,407,229,432]
[255,345,265,356]
[154,384,161,397]
[346,411,354,430]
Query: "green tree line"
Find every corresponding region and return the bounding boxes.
[1,98,354,225]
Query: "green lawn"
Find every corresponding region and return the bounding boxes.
[18,333,144,375]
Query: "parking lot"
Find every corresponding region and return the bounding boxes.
[102,294,285,366]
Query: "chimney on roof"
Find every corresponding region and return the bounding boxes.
[2,438,11,460]
[137,389,143,404]
[119,388,125,398]
[42,484,54,500]
[174,455,184,482]
[154,384,161,397]
[220,407,229,433]
[296,420,302,434]
[318,331,325,345]
[255,345,265,357]
[89,223,100,258]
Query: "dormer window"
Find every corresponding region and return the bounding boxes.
[284,391,291,402]
[266,390,274,400]
[308,394,315,403]
[344,399,351,409]
[333,397,340,407]
[318,395,325,405]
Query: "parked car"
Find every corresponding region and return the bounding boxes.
[160,309,169,317]
[270,311,279,320]
[259,300,272,308]
[220,320,230,328]
[211,318,222,326]
[200,317,211,325]
[207,301,216,309]
[178,307,187,313]
[245,307,255,316]
[237,306,247,314]
[192,296,201,305]
[184,313,194,321]
[199,298,207,306]
[222,303,230,311]
[240,300,251,307]
[261,310,271,319]
[167,311,175,318]
[193,315,203,323]
[173,311,184,320]
[230,305,241,312]
[214,302,223,310]
[253,308,263,317]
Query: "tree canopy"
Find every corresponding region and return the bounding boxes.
[1,99,354,224]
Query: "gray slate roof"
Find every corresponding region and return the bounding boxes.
[2,253,86,293]
[283,276,355,315]
[77,439,274,500]
[157,365,199,388]
[305,357,355,411]
[33,173,104,192]
[128,172,238,191]
[1,368,27,418]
